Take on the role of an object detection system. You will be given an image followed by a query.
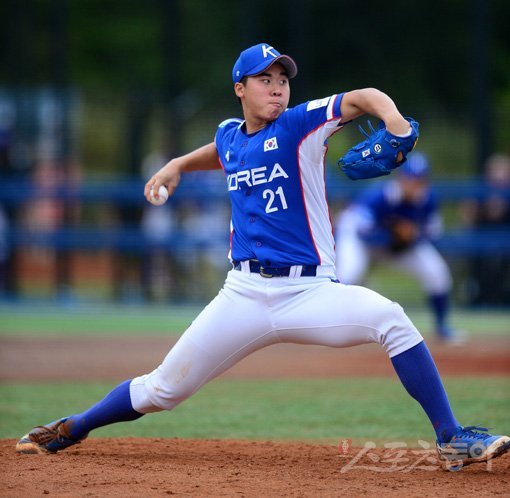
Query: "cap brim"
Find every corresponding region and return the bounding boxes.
[248,54,298,79]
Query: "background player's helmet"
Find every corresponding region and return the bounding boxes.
[400,151,430,178]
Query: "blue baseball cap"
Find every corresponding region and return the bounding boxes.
[232,43,298,83]
[400,151,430,178]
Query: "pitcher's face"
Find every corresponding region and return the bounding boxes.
[235,63,290,126]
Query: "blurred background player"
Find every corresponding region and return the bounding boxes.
[335,151,462,343]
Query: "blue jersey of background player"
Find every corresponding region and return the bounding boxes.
[335,152,460,342]
[355,154,441,248]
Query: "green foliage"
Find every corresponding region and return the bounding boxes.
[1,378,508,444]
[2,0,509,111]
[69,0,164,89]
[2,0,508,173]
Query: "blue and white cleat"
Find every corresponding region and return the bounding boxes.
[15,417,86,454]
[436,425,510,471]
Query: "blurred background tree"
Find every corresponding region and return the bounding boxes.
[0,0,508,174]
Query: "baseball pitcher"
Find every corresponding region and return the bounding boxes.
[16,43,509,471]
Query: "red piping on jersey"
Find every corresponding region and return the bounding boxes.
[295,98,344,265]
[229,227,234,254]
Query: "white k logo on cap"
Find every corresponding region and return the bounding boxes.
[262,45,278,59]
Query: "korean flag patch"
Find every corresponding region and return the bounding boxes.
[264,137,278,152]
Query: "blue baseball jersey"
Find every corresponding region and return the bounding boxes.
[215,94,346,267]
[352,181,442,246]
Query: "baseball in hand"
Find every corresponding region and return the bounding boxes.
[149,185,169,206]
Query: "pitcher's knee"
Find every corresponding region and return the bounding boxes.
[130,371,197,413]
[376,301,423,358]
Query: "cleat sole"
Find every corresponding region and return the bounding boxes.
[15,435,51,455]
[438,436,510,471]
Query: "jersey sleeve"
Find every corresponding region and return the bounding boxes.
[285,93,347,140]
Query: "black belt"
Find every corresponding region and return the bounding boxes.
[233,260,317,278]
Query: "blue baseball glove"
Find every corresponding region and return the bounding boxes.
[338,118,419,180]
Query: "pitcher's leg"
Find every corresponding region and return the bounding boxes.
[16,271,276,454]
[131,271,277,413]
[64,380,144,441]
[275,280,422,357]
[391,341,458,443]
[275,279,457,442]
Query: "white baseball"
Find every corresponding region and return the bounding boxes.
[149,185,169,206]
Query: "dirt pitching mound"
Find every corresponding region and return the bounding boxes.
[2,438,509,497]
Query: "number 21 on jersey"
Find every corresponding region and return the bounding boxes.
[263,186,288,213]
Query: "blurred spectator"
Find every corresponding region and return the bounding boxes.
[459,153,510,305]
[335,152,463,343]
[22,160,65,232]
[460,153,510,226]
[17,158,81,299]
[0,124,12,174]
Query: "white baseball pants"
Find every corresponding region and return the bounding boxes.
[130,267,423,413]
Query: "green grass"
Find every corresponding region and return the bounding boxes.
[1,377,508,445]
[0,303,508,337]
[0,304,203,337]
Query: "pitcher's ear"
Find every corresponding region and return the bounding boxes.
[234,81,245,98]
